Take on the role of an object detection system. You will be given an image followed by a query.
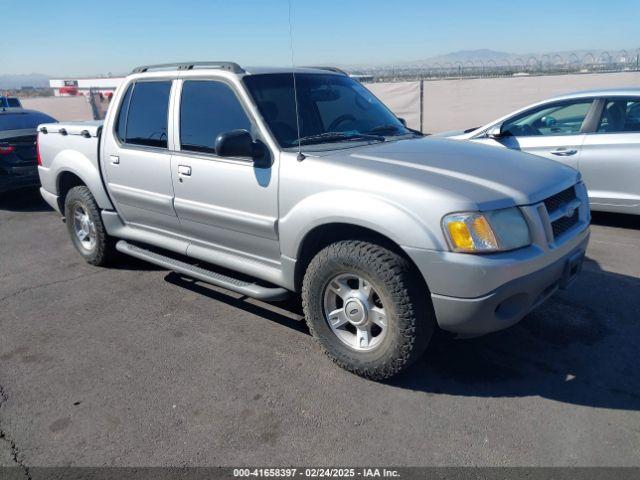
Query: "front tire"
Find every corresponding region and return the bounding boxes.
[302,240,434,380]
[64,186,115,266]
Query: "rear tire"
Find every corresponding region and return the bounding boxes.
[64,186,115,266]
[302,240,434,380]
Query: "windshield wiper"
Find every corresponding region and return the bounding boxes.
[367,124,424,136]
[295,132,385,146]
[367,124,405,134]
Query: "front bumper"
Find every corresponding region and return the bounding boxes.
[431,237,587,336]
[405,226,590,337]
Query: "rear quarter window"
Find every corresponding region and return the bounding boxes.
[115,83,134,142]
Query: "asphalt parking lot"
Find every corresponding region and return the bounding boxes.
[1,188,639,468]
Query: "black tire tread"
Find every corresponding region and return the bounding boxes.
[302,240,433,380]
[64,186,115,266]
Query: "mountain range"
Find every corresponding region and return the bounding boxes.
[0,73,51,89]
[3,48,637,87]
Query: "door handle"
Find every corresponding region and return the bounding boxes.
[177,165,192,176]
[551,148,577,156]
[109,155,120,165]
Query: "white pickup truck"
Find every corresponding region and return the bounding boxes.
[37,62,590,379]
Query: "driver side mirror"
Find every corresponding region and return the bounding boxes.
[215,129,266,163]
[487,124,504,139]
[398,117,407,127]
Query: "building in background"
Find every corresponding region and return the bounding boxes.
[49,77,124,98]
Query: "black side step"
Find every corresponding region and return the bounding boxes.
[115,240,289,301]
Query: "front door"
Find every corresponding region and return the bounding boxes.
[170,78,280,263]
[474,99,595,171]
[102,79,179,233]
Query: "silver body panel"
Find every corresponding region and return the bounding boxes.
[37,67,589,335]
[580,131,640,213]
[447,88,640,215]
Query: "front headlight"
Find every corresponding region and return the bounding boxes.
[442,207,531,253]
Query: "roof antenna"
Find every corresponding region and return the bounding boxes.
[287,0,305,161]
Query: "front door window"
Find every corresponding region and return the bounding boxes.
[501,100,593,137]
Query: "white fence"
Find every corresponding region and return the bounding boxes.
[369,71,640,133]
[367,81,423,131]
[20,96,93,121]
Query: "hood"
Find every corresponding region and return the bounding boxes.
[317,137,580,210]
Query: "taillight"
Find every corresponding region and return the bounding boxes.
[36,136,42,166]
[0,143,16,155]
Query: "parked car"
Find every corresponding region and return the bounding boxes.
[0,96,23,108]
[441,89,640,215]
[37,62,590,380]
[0,108,56,193]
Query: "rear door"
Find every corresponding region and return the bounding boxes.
[102,79,180,233]
[474,99,595,170]
[579,97,640,213]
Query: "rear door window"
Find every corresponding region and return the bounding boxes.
[597,98,640,133]
[179,80,251,154]
[123,81,172,148]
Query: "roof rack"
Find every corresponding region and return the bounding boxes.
[131,61,245,74]
[303,66,349,76]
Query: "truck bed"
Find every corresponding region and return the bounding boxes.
[37,120,112,212]
[38,120,103,168]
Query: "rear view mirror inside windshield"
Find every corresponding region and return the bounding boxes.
[309,87,341,102]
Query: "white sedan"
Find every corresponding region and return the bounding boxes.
[441,88,640,215]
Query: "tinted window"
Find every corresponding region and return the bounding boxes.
[244,73,409,148]
[597,98,640,133]
[501,100,593,137]
[0,112,57,131]
[180,81,251,154]
[124,81,171,148]
[115,83,133,142]
[313,81,392,132]
[7,98,21,108]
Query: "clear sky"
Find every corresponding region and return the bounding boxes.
[2,0,639,76]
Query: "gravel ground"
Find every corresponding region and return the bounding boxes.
[1,188,639,468]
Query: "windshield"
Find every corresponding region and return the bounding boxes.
[0,112,57,131]
[243,73,412,148]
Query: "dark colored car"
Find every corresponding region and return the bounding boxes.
[0,96,23,108]
[0,108,57,194]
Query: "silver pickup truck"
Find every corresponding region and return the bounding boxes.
[37,62,590,380]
